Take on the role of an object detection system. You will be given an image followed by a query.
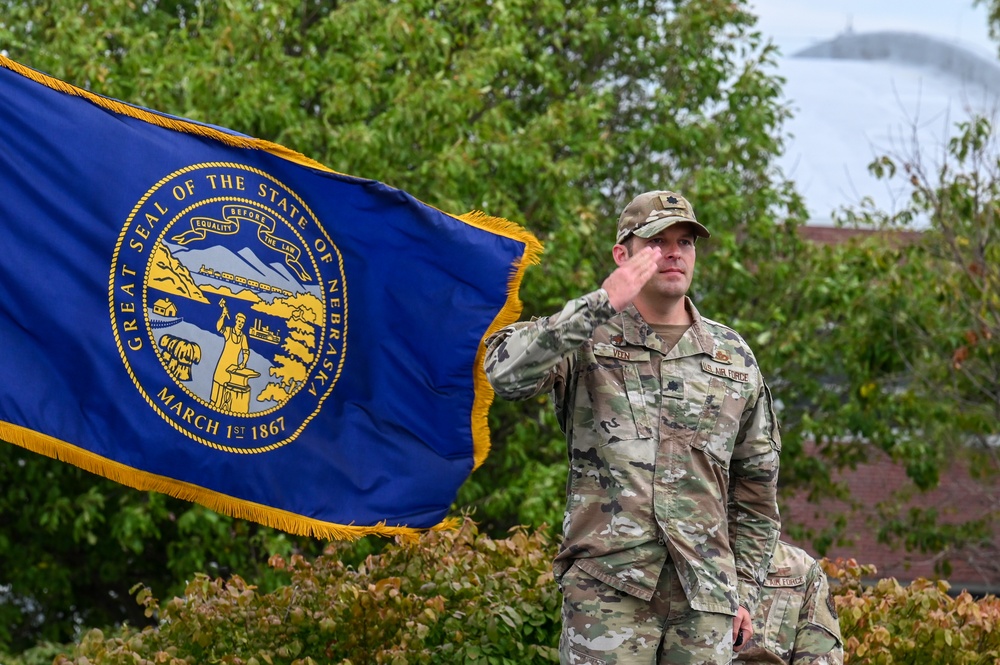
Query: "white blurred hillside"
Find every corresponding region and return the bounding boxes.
[772,29,1000,226]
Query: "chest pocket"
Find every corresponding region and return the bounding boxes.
[586,344,653,444]
[692,374,750,467]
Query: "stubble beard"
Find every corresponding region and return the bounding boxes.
[632,275,690,318]
[647,270,690,300]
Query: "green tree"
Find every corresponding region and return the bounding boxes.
[0,0,810,649]
[2,0,802,575]
[821,116,1000,571]
[5,0,999,655]
[978,0,1000,46]
[718,113,1000,563]
[0,444,316,651]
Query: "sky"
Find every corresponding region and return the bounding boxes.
[746,0,1000,224]
[750,0,997,56]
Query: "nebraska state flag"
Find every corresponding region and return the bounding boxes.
[0,55,541,539]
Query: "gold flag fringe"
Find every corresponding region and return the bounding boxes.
[0,421,459,542]
[0,54,338,174]
[0,53,544,527]
[458,211,543,470]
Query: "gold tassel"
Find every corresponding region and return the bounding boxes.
[458,211,544,470]
[0,421,449,541]
[0,54,340,174]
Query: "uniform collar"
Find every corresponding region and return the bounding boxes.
[615,297,717,358]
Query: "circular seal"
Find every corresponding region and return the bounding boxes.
[109,163,347,453]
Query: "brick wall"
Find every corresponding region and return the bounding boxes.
[782,443,999,594]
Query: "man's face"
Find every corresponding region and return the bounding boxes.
[621,223,697,300]
[234,314,246,333]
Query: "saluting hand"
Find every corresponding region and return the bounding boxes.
[601,246,658,312]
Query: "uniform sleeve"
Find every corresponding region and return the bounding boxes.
[483,289,616,401]
[790,562,844,664]
[729,380,782,613]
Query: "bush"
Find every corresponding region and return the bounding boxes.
[52,518,561,665]
[45,525,1000,665]
[0,642,71,665]
[824,557,1000,664]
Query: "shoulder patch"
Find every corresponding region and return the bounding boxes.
[826,591,839,619]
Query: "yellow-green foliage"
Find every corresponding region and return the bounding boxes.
[53,519,560,665]
[824,557,1000,665]
[46,527,1000,665]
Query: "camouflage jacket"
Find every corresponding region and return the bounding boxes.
[484,289,781,615]
[737,541,843,665]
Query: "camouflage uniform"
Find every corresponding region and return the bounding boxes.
[735,542,843,665]
[484,287,782,663]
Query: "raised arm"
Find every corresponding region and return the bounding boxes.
[484,246,659,401]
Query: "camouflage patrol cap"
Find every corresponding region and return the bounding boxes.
[616,191,711,244]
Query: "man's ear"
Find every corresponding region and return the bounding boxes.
[612,243,630,267]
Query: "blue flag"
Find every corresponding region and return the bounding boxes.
[0,55,541,539]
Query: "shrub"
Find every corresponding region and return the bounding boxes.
[46,525,1000,665]
[0,642,71,665]
[53,518,561,665]
[824,557,1000,664]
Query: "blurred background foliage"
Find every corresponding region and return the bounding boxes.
[0,0,998,654]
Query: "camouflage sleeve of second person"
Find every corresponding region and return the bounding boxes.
[792,558,843,664]
[484,289,616,401]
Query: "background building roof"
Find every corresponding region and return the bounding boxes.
[774,30,1000,225]
[750,0,995,55]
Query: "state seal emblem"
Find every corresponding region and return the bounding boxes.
[109,163,347,453]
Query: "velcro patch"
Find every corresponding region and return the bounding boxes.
[713,348,733,364]
[663,376,684,400]
[764,575,806,588]
[701,360,750,383]
[594,343,650,363]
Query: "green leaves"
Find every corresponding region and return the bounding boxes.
[0,444,314,652]
[53,520,561,664]
[0,2,808,646]
[11,0,999,654]
[33,524,1000,665]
